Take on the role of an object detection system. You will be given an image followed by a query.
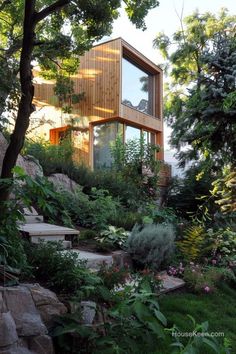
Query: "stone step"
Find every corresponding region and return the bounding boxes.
[30,235,65,244]
[18,223,80,236]
[24,215,44,224]
[158,272,185,294]
[62,249,113,269]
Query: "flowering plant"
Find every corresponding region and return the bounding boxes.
[183,263,221,294]
[167,262,185,277]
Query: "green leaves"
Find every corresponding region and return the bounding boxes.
[124,0,159,30]
[154,9,236,170]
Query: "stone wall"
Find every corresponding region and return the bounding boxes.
[0,284,67,354]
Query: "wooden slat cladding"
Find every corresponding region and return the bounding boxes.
[73,39,121,119]
[33,38,163,130]
[34,39,121,122]
[120,104,162,131]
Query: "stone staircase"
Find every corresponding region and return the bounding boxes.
[18,209,185,291]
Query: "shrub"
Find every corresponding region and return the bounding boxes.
[166,164,215,219]
[0,176,29,271]
[52,277,167,354]
[108,210,142,230]
[183,264,220,293]
[183,263,235,294]
[62,187,121,230]
[20,175,73,227]
[24,241,100,294]
[24,139,147,209]
[204,227,236,266]
[110,134,160,201]
[126,223,175,270]
[23,137,74,176]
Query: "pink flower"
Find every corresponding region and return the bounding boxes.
[212,259,217,265]
[204,286,210,293]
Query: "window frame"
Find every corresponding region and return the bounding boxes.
[122,46,161,119]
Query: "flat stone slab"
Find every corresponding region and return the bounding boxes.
[63,249,113,269]
[18,223,80,236]
[159,272,185,294]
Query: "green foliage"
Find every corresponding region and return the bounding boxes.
[53,74,85,113]
[169,315,230,354]
[111,134,160,200]
[24,241,99,295]
[183,264,235,294]
[19,174,73,227]
[0,0,159,122]
[52,277,166,354]
[167,164,215,220]
[97,263,130,290]
[95,225,130,248]
[108,210,142,230]
[205,228,236,265]
[23,137,74,176]
[0,177,28,270]
[142,203,179,225]
[211,167,236,214]
[154,9,236,169]
[126,223,175,270]
[177,225,206,262]
[62,187,121,230]
[24,138,146,210]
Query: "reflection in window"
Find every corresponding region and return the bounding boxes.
[122,58,153,115]
[93,122,156,169]
[93,121,122,169]
[125,125,140,142]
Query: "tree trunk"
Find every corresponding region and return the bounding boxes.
[0,0,36,201]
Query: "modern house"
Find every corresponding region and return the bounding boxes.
[32,38,170,185]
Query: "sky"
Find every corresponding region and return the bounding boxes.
[109,0,236,174]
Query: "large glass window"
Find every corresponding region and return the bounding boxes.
[122,58,153,115]
[93,122,156,169]
[93,121,122,169]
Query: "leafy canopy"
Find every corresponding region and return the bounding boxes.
[154,9,236,170]
[0,0,159,124]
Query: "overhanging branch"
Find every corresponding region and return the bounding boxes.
[34,0,70,24]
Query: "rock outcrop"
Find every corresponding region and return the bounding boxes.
[0,284,67,354]
[48,173,78,193]
[0,132,43,178]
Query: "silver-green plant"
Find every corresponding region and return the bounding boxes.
[126,223,175,270]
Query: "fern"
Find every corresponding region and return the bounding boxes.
[178,225,206,262]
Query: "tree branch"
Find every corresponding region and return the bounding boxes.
[34,0,70,24]
[0,0,11,12]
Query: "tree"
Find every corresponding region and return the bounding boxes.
[154,9,236,171]
[0,0,159,201]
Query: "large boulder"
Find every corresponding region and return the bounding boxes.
[0,312,18,348]
[0,284,67,354]
[48,173,78,193]
[16,155,43,179]
[3,286,47,337]
[0,132,43,178]
[26,283,67,328]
